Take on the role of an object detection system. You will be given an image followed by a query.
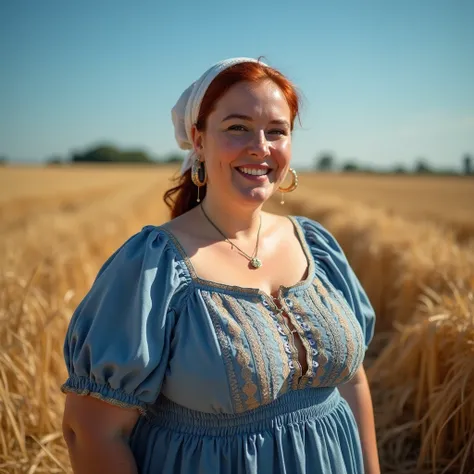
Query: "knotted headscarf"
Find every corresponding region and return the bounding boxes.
[171,57,267,175]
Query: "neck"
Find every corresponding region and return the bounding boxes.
[199,197,262,241]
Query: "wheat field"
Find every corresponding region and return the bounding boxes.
[1,165,473,474]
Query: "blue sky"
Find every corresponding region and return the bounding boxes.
[1,0,473,171]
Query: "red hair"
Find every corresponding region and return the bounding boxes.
[163,60,301,218]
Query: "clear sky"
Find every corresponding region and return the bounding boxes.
[1,0,473,171]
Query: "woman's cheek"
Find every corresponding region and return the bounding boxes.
[274,140,292,165]
[221,132,250,147]
[278,137,292,154]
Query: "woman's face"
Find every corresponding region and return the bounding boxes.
[193,80,293,207]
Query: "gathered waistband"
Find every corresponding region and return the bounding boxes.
[146,387,342,436]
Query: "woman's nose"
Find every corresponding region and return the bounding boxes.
[248,131,270,158]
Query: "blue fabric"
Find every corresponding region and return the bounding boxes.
[62,216,375,474]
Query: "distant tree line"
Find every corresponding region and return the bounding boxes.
[43,144,185,166]
[314,152,473,176]
[1,145,473,176]
[72,145,152,164]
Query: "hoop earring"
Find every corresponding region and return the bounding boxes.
[278,168,298,205]
[191,158,208,203]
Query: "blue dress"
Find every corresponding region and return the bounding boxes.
[61,216,375,474]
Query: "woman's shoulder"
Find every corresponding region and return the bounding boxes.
[286,214,321,230]
[283,214,349,266]
[95,223,191,290]
[107,223,177,262]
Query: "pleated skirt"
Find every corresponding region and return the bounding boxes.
[129,387,364,474]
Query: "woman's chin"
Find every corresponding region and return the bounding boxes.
[236,186,271,205]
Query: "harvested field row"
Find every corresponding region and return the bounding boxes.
[296,173,474,244]
[0,165,165,203]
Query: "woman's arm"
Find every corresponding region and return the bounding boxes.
[62,393,140,474]
[339,366,380,474]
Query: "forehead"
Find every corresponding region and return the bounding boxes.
[211,80,291,118]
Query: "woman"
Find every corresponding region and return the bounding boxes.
[61,57,380,474]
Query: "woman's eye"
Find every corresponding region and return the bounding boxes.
[228,125,248,132]
[227,125,288,135]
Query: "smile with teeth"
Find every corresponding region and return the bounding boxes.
[237,167,271,176]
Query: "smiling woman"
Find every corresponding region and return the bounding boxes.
[193,79,293,208]
[61,57,380,474]
[164,58,300,217]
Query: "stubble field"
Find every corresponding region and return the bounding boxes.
[1,165,473,473]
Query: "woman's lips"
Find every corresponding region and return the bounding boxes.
[235,167,272,182]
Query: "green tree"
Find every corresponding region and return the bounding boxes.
[121,150,153,163]
[164,153,185,164]
[463,154,472,175]
[72,145,120,162]
[72,144,153,163]
[392,165,407,174]
[342,161,359,172]
[414,158,432,174]
[46,155,63,165]
[315,152,335,171]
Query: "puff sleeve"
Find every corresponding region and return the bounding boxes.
[300,217,375,351]
[61,226,185,414]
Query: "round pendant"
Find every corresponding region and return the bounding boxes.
[250,257,262,269]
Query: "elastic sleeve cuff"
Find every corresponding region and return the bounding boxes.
[61,375,148,415]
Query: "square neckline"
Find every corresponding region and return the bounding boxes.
[159,215,316,299]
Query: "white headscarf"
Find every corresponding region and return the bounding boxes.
[171,57,267,175]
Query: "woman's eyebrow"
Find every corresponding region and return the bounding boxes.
[221,114,290,127]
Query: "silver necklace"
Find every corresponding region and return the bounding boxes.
[200,205,263,269]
